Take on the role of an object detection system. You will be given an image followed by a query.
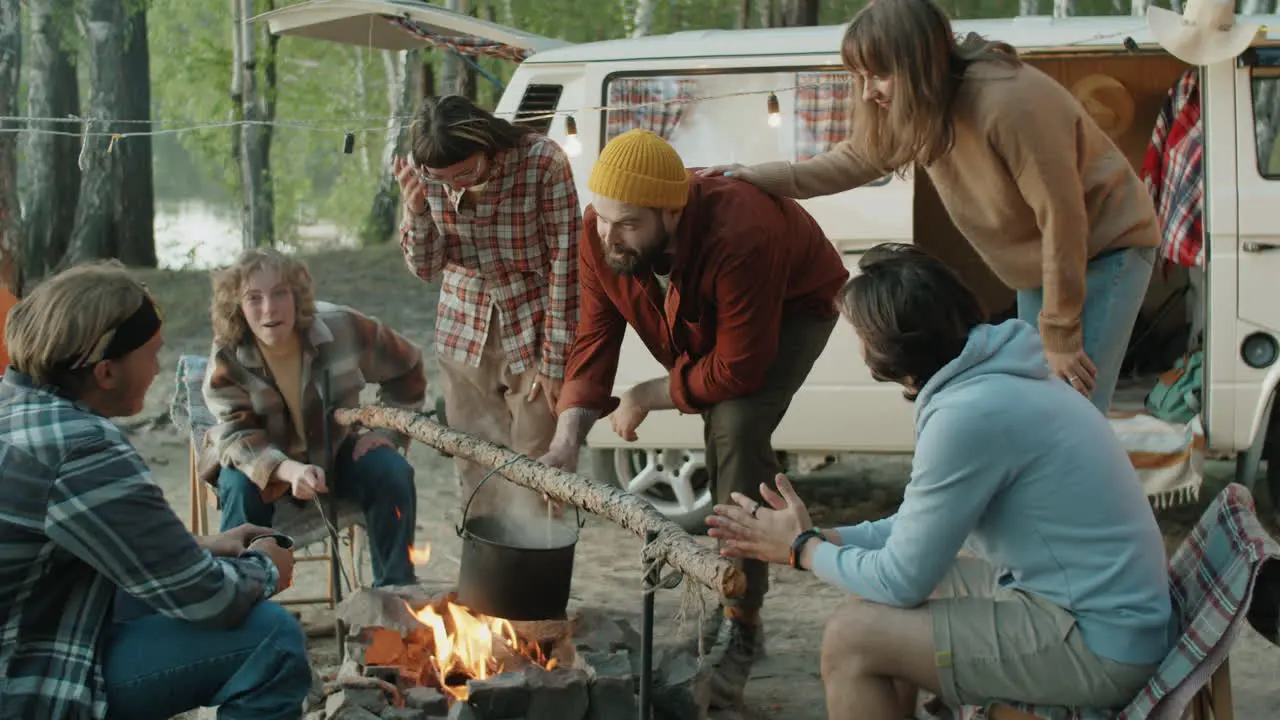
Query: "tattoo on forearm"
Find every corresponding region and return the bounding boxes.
[553,407,601,449]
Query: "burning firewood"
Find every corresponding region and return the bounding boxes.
[322,675,402,706]
[333,405,747,599]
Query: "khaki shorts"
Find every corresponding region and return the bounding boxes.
[930,558,1157,709]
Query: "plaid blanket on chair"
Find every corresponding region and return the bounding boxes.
[942,483,1280,720]
[168,354,366,549]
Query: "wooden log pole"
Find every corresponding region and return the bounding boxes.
[333,405,747,599]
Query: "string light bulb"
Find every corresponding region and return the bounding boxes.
[766,92,781,128]
[563,115,582,157]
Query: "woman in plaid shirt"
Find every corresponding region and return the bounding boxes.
[202,249,428,589]
[395,94,581,520]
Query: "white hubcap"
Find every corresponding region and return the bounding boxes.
[614,448,710,517]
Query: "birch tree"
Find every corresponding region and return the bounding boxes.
[633,0,656,37]
[238,0,278,248]
[361,49,420,246]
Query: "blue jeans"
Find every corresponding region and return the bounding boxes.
[1017,246,1156,414]
[218,437,418,587]
[103,592,311,720]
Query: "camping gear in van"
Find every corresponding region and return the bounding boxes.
[1145,349,1204,424]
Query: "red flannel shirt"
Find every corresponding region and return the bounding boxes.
[559,173,849,416]
[399,134,582,378]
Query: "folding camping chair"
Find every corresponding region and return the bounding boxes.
[951,483,1280,720]
[168,354,367,610]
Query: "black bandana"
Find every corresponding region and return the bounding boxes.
[65,296,164,371]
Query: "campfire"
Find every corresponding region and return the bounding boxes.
[358,544,562,704]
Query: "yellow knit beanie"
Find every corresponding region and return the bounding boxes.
[588,129,689,210]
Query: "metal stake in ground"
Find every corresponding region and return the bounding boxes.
[321,370,346,660]
[640,529,658,720]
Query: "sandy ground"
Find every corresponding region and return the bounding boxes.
[126,245,1279,719]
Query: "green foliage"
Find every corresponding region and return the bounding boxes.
[149,0,394,246]
[141,0,1165,251]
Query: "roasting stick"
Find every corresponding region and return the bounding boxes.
[332,405,747,600]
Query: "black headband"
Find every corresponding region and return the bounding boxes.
[65,295,164,372]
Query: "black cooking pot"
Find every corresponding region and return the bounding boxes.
[454,476,584,621]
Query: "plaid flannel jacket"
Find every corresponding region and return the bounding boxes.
[201,302,427,503]
[0,371,277,720]
[399,133,581,379]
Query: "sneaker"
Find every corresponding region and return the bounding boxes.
[705,616,765,709]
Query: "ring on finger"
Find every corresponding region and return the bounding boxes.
[750,503,761,519]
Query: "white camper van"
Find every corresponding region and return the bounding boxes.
[259,5,1280,531]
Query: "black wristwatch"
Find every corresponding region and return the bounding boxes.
[790,527,824,570]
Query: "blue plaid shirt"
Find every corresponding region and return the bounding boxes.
[0,371,279,719]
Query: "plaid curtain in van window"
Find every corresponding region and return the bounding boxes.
[794,71,853,161]
[604,78,698,143]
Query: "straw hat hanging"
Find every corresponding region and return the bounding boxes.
[1071,74,1136,141]
[1148,0,1265,67]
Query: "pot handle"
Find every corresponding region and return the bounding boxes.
[455,454,584,536]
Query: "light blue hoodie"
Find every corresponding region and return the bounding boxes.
[810,319,1173,666]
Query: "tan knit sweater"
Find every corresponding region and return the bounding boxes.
[746,61,1159,353]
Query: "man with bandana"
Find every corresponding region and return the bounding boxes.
[0,261,311,720]
[538,129,849,708]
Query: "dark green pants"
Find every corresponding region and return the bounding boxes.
[701,313,838,610]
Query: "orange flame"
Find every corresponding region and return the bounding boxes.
[408,544,431,565]
[407,600,544,701]
[398,543,551,702]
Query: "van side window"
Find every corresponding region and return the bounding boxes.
[796,71,890,186]
[514,84,564,134]
[1249,54,1280,179]
[604,77,698,144]
[600,70,887,187]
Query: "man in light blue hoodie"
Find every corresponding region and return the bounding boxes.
[706,243,1173,720]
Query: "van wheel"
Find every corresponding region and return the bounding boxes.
[590,448,713,534]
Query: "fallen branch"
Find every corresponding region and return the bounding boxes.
[333,405,746,599]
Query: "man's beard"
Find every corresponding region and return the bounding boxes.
[604,233,670,277]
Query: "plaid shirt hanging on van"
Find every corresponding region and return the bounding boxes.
[1140,69,1204,269]
[399,134,581,380]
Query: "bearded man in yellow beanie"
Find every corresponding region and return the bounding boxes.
[539,128,849,708]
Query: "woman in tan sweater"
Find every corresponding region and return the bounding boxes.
[701,0,1159,414]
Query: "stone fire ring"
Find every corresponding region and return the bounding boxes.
[308,586,713,720]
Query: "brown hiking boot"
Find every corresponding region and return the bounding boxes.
[705,615,765,709]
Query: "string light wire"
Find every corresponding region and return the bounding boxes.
[0,25,1212,142]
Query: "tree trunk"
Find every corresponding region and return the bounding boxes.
[632,0,655,37]
[457,9,477,100]
[782,0,819,26]
[419,60,436,104]
[65,0,125,267]
[440,0,463,97]
[239,0,276,248]
[0,0,21,293]
[116,1,155,268]
[1018,0,1040,15]
[22,0,80,286]
[229,0,243,165]
[360,49,418,247]
[1052,0,1075,17]
[333,406,748,599]
[353,47,371,174]
[737,0,752,29]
